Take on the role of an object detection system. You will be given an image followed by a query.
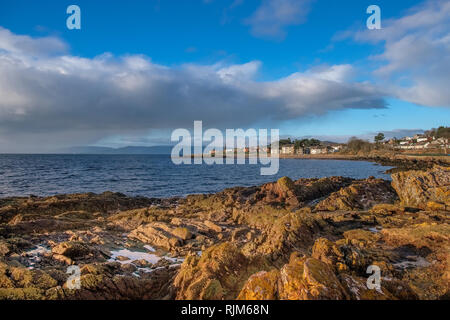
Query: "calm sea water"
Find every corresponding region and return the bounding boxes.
[0,154,393,198]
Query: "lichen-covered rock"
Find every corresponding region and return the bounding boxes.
[174,242,267,300]
[258,177,300,206]
[278,254,348,300]
[369,203,404,215]
[0,166,447,301]
[237,270,279,300]
[0,241,9,256]
[311,238,346,271]
[128,223,181,250]
[315,178,397,211]
[61,263,178,300]
[391,165,450,209]
[254,210,324,259]
[0,263,58,300]
[204,220,222,233]
[172,227,193,240]
[51,241,92,260]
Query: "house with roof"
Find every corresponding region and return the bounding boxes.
[310,147,328,154]
[281,144,295,155]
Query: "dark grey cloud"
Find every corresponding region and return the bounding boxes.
[0,27,387,152]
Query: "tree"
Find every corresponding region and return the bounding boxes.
[309,138,321,146]
[346,137,373,154]
[374,133,385,143]
[279,138,292,146]
[435,126,450,153]
[435,126,450,139]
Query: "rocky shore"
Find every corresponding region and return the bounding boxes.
[280,153,450,174]
[0,166,448,300]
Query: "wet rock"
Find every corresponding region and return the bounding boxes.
[382,279,419,300]
[133,259,153,268]
[153,258,173,268]
[338,273,394,300]
[120,263,137,273]
[116,255,130,261]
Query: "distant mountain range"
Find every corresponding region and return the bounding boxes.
[58,146,173,154]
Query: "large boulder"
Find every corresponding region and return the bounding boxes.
[173,242,267,300]
[278,255,348,300]
[258,177,300,206]
[128,223,183,250]
[237,270,279,300]
[311,238,346,271]
[391,165,450,209]
[238,253,349,300]
[51,241,92,260]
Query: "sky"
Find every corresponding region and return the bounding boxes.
[0,0,449,152]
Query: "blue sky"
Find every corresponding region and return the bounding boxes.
[0,0,449,151]
[0,0,420,74]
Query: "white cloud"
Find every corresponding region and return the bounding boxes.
[0,27,67,56]
[352,0,450,107]
[0,27,386,152]
[298,129,426,143]
[244,0,313,39]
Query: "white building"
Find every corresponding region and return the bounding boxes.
[281,145,295,155]
[310,147,328,154]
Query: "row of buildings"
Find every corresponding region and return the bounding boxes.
[385,134,448,150]
[280,144,342,155]
[208,144,342,156]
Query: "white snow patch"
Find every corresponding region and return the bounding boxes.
[108,249,162,265]
[144,245,156,252]
[24,245,50,269]
[394,256,431,269]
[108,248,183,265]
[368,227,382,233]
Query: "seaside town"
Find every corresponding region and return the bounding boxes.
[208,126,450,156]
[1,0,449,306]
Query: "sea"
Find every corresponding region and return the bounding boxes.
[0,154,393,198]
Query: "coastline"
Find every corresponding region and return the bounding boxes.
[0,165,448,300]
[196,152,450,173]
[279,153,450,173]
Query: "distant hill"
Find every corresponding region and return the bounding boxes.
[58,146,173,155]
[321,141,341,146]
